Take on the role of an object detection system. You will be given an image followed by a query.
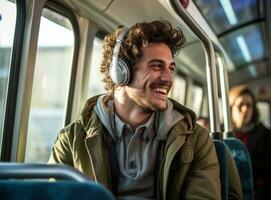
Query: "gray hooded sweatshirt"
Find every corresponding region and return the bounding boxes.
[94,95,183,200]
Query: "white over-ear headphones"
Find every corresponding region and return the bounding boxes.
[109,28,133,85]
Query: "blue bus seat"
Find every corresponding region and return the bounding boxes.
[225,144,243,200]
[0,163,115,200]
[213,139,228,200]
[0,181,115,200]
[224,138,254,200]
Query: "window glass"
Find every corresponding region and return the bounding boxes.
[24,8,74,163]
[218,97,223,127]
[257,101,270,128]
[171,76,186,104]
[88,37,106,97]
[0,0,16,154]
[189,84,203,116]
[200,93,209,117]
[220,23,266,68]
[194,0,258,34]
[229,61,268,85]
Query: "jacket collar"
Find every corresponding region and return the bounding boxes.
[169,98,196,132]
[79,95,103,138]
[80,95,197,137]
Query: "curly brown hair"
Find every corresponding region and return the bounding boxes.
[100,20,186,97]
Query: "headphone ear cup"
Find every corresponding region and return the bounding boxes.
[109,58,132,85]
[109,28,132,85]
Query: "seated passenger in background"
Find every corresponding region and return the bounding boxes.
[48,20,221,199]
[229,85,271,200]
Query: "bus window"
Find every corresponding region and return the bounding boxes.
[200,91,208,117]
[24,8,75,163]
[88,37,106,97]
[188,84,203,116]
[0,0,16,154]
[257,101,270,128]
[171,75,186,104]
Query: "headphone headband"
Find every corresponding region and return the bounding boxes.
[111,28,129,66]
[109,28,133,86]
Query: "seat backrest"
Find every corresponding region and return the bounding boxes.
[224,138,254,200]
[0,163,115,200]
[0,180,115,200]
[213,139,228,200]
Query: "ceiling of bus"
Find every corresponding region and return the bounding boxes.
[193,0,271,88]
[58,0,214,82]
[58,0,271,95]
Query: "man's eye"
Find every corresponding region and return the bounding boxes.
[150,63,162,69]
[169,66,175,73]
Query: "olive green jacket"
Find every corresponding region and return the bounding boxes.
[48,96,221,200]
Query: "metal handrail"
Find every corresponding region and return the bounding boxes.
[170,0,222,139]
[0,163,90,182]
[212,43,233,137]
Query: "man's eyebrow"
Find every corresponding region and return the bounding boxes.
[147,59,176,66]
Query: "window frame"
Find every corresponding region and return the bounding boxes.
[44,1,80,125]
[3,0,80,162]
[1,0,26,161]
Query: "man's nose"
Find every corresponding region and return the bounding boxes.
[161,68,173,82]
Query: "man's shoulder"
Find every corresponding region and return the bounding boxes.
[81,95,102,121]
[171,119,210,141]
[58,119,85,139]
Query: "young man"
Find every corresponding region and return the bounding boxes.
[49,20,221,199]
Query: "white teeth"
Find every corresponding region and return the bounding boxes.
[155,88,167,94]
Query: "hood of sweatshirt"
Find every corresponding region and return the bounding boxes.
[93,95,184,140]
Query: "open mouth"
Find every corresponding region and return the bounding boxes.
[154,87,168,96]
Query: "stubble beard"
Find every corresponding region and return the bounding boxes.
[143,97,168,113]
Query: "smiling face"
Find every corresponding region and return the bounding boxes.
[125,42,175,112]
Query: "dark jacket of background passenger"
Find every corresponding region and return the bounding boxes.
[236,122,271,200]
